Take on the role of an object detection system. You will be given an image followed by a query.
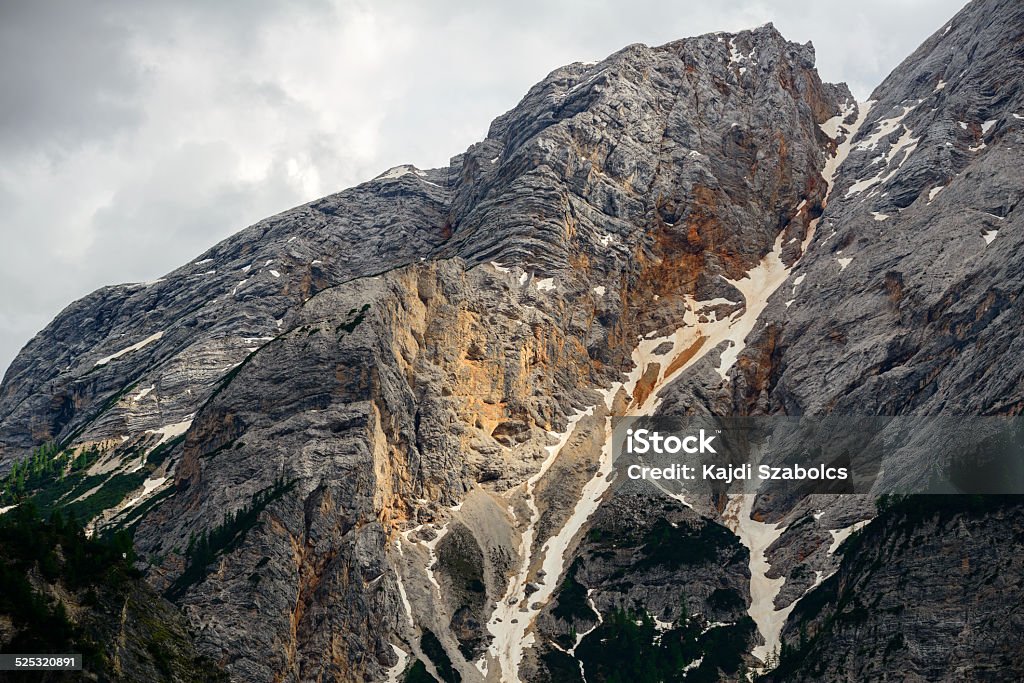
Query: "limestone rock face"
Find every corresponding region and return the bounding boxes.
[1,1,1022,681]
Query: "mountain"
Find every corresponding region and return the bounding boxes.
[1,0,1022,681]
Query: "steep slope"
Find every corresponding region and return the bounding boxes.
[763,0,1024,420]
[0,505,225,682]
[747,0,1024,677]
[128,26,847,682]
[764,496,1024,682]
[1,1,1022,682]
[2,22,849,682]
[0,165,451,468]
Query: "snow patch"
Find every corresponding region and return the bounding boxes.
[534,277,556,292]
[385,645,409,683]
[563,67,610,98]
[392,541,416,628]
[982,229,999,245]
[846,121,920,198]
[724,494,792,667]
[121,476,168,511]
[818,101,873,211]
[853,104,914,152]
[871,212,890,221]
[146,417,193,446]
[482,279,757,677]
[94,331,164,367]
[716,233,791,379]
[485,406,596,679]
[981,119,998,134]
[828,520,868,554]
[928,186,945,201]
[269,270,281,278]
[377,164,422,180]
[837,257,853,271]
[593,285,606,296]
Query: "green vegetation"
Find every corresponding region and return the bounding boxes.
[405,659,439,683]
[0,442,99,507]
[573,602,756,683]
[0,503,133,670]
[64,468,151,523]
[337,303,371,334]
[114,484,176,535]
[1,437,176,533]
[0,506,127,674]
[540,649,584,682]
[708,587,745,612]
[551,558,596,624]
[420,629,461,683]
[167,476,296,599]
[0,503,225,682]
[635,518,741,571]
[147,433,185,468]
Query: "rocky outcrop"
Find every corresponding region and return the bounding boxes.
[762,497,1024,682]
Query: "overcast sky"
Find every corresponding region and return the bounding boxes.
[0,0,967,377]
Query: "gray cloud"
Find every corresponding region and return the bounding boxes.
[0,2,142,155]
[0,0,968,377]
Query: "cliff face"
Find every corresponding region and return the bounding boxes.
[765,497,1024,682]
[1,1,1022,681]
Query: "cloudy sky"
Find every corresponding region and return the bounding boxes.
[0,0,966,377]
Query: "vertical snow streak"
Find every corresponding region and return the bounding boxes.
[393,540,415,628]
[483,223,813,679]
[721,101,876,669]
[385,645,410,683]
[484,407,595,678]
[483,230,803,678]
[569,590,602,682]
[724,494,793,665]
